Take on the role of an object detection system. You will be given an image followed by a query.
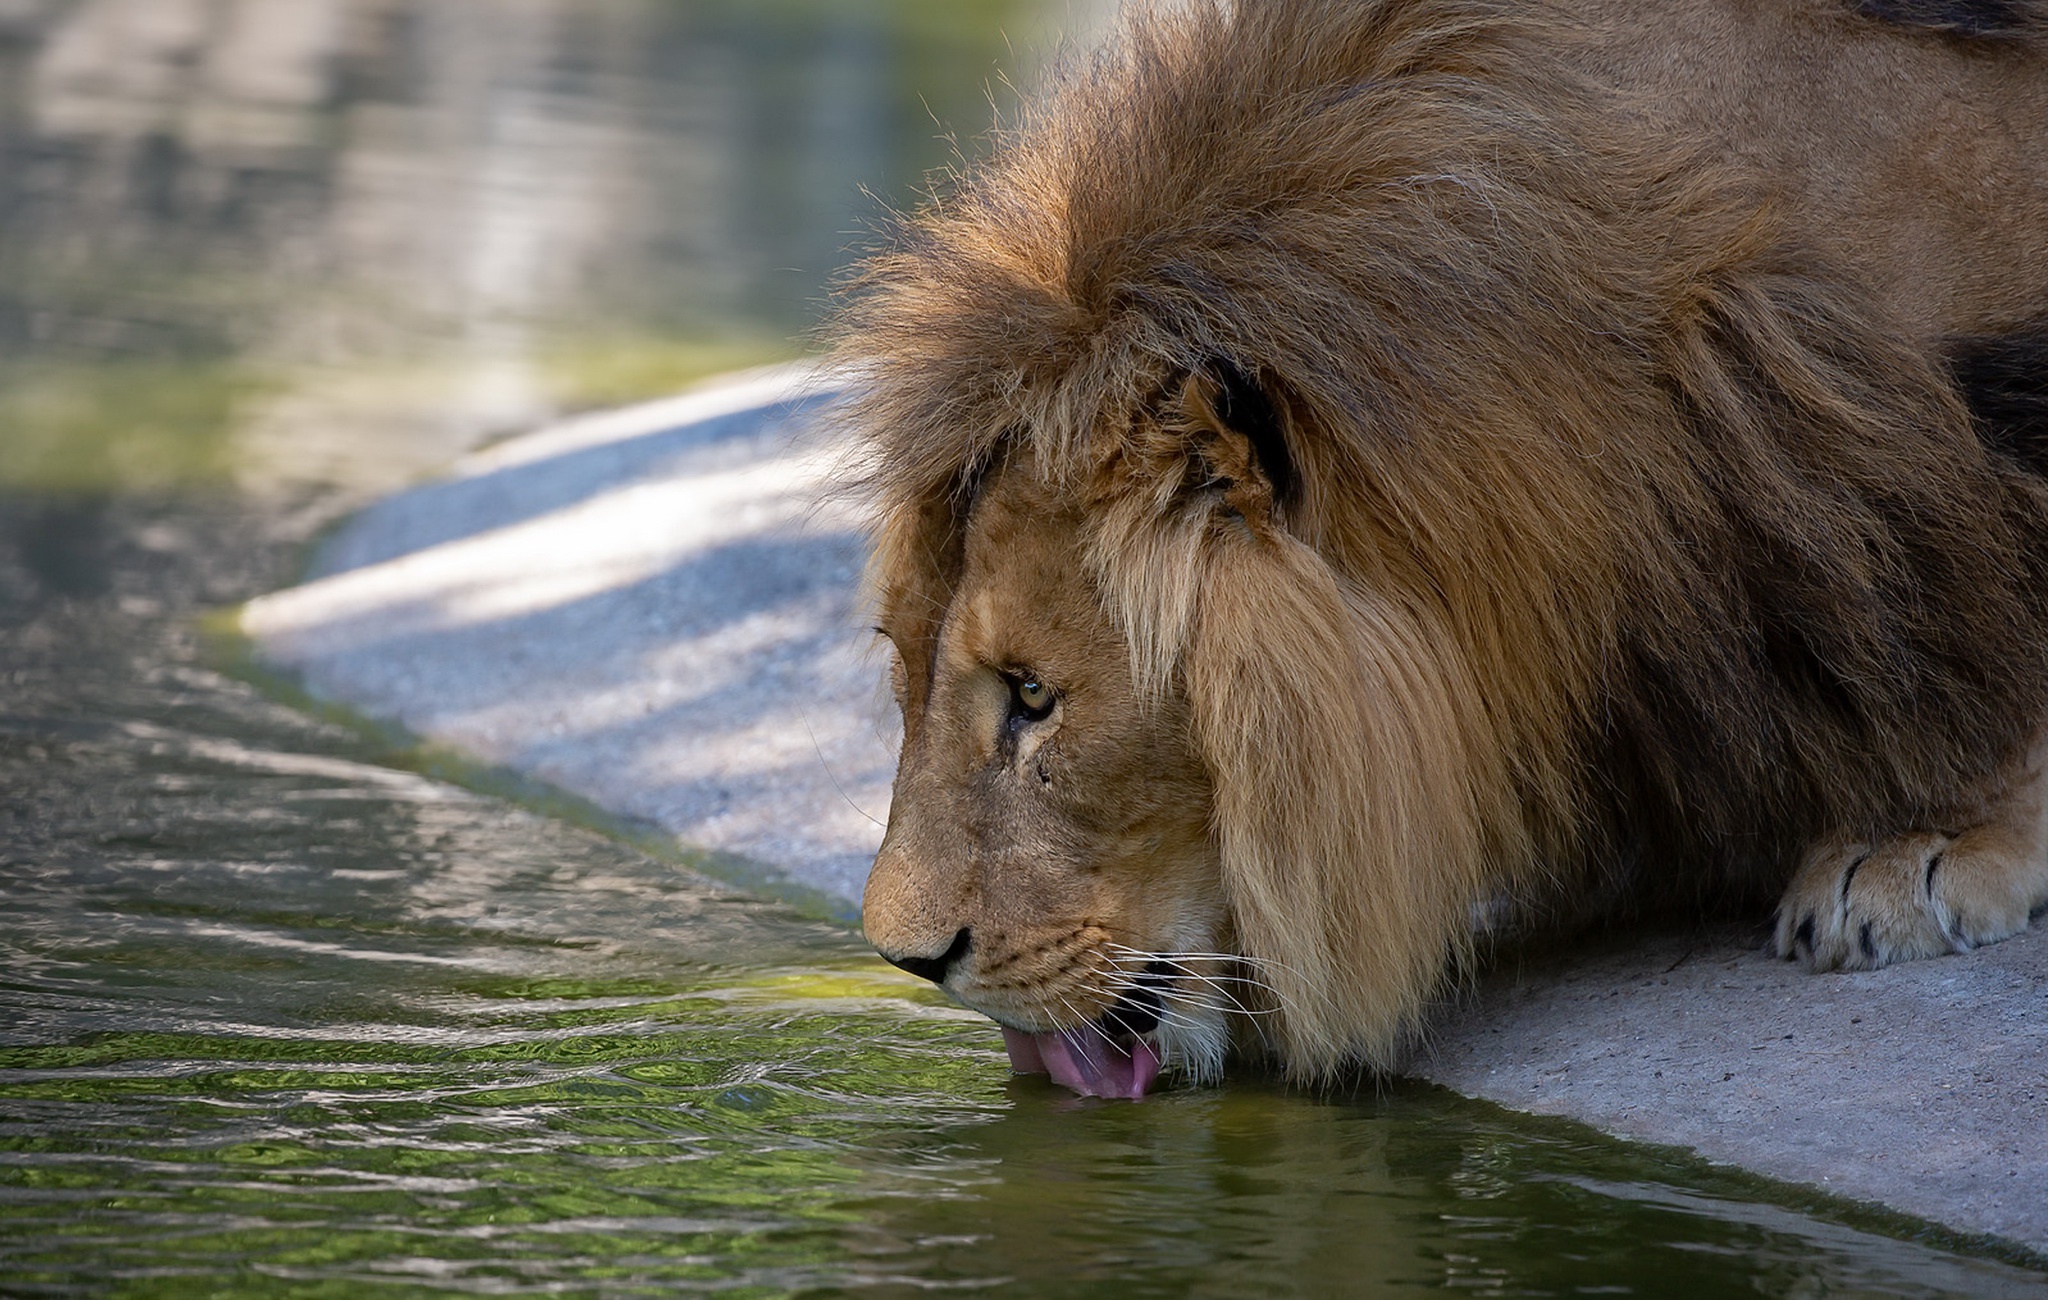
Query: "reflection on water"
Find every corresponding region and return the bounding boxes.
[5,0,1046,346]
[0,0,1076,498]
[4,1,2048,1293]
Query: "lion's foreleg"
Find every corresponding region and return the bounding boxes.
[1774,730,2048,970]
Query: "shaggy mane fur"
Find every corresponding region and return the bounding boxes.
[835,0,2048,1075]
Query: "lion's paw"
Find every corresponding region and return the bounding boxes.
[1773,828,2048,972]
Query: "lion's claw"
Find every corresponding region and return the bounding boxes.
[1774,828,2046,972]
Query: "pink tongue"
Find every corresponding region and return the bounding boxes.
[1001,1027,1162,1099]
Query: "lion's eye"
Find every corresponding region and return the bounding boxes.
[1010,673,1054,721]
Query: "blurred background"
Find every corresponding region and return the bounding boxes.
[0,0,1096,510]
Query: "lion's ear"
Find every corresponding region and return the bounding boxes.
[1180,362,1297,528]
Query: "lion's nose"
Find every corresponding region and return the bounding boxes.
[877,926,971,985]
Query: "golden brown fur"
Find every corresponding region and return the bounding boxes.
[840,0,2048,1083]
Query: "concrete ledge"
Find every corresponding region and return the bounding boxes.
[242,375,2048,1257]
[245,367,893,906]
[1427,922,2047,1252]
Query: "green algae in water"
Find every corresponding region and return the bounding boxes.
[3,660,2045,1296]
[2,441,2043,1300]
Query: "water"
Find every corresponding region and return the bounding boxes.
[3,2,2047,1295]
[0,0,1087,500]
[4,539,2041,1295]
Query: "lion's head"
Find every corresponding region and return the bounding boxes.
[861,443,1225,1096]
[840,0,2048,1094]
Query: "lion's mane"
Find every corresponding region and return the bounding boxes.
[835,0,2048,1074]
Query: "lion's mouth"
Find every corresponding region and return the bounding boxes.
[999,968,1166,1100]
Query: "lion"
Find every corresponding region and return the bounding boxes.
[834,0,2048,1098]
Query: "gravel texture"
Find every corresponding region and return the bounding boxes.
[244,371,2048,1256]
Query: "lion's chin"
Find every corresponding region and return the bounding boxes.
[1002,1026,1163,1100]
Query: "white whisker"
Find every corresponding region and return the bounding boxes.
[1098,948,1287,1020]
[1055,992,1124,1055]
[1098,962,1277,1019]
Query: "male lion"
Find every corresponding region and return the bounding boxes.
[837,0,2048,1097]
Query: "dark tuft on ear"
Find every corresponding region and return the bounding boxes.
[1851,0,2048,38]
[1950,328,2048,475]
[1210,360,1297,509]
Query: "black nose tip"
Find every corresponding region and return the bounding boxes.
[880,927,971,985]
